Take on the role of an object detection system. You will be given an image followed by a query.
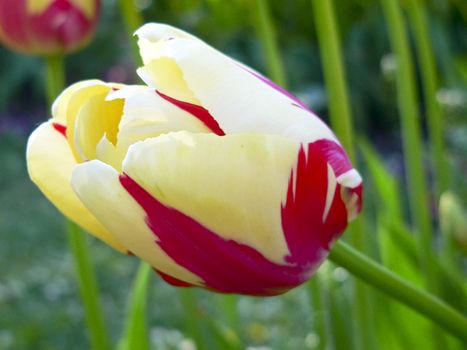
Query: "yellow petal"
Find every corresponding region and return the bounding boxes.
[52,80,104,124]
[123,131,301,264]
[26,122,126,252]
[71,160,202,285]
[73,91,124,161]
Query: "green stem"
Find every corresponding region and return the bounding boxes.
[45,56,110,350]
[118,0,144,68]
[311,1,374,349]
[251,0,287,87]
[307,276,328,350]
[45,55,65,106]
[380,0,436,289]
[329,241,467,343]
[311,0,355,160]
[67,222,111,350]
[179,289,206,350]
[118,263,152,350]
[406,0,449,198]
[216,294,240,335]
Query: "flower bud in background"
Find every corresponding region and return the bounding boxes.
[26,23,363,296]
[0,0,100,55]
[439,192,467,254]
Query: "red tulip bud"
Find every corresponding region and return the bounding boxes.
[0,0,100,55]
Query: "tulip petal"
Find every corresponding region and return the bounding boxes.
[26,122,126,252]
[117,133,353,295]
[71,159,202,285]
[73,90,124,161]
[51,79,105,124]
[122,131,300,264]
[136,23,337,144]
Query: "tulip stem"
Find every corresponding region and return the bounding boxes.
[67,222,111,350]
[117,263,152,350]
[329,241,467,343]
[45,55,65,106]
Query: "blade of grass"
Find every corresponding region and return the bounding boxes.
[179,289,207,350]
[307,276,328,350]
[311,1,375,349]
[117,263,152,350]
[250,0,287,87]
[215,294,240,338]
[406,0,449,198]
[379,0,437,290]
[45,56,110,350]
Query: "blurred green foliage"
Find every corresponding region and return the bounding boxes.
[0,0,466,349]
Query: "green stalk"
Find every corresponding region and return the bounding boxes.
[380,0,436,288]
[118,0,144,68]
[307,276,328,350]
[329,241,467,343]
[216,294,240,336]
[179,289,206,350]
[117,263,152,350]
[251,0,287,87]
[406,0,449,198]
[67,222,111,350]
[311,1,374,349]
[311,0,355,160]
[45,55,65,105]
[45,56,110,350]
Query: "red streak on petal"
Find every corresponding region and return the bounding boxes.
[119,174,311,296]
[281,141,348,265]
[156,91,225,136]
[119,140,361,295]
[52,122,67,138]
[154,268,193,287]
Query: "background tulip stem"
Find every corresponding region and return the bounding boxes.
[329,241,467,343]
[45,55,64,106]
[45,55,110,350]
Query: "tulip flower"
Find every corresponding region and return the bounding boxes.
[27,23,363,296]
[0,0,100,55]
